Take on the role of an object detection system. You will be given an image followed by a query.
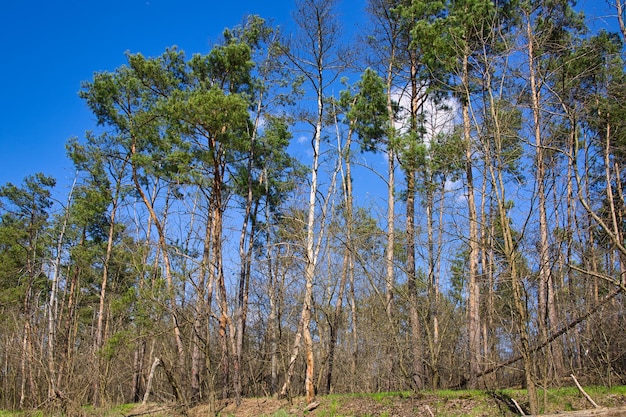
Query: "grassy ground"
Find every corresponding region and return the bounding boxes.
[145,386,626,417]
[3,386,626,416]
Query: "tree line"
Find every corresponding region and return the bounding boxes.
[1,0,626,415]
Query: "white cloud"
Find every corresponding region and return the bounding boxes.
[389,85,459,147]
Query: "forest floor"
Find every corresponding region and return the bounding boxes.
[121,387,626,417]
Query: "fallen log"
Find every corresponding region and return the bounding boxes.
[537,405,626,416]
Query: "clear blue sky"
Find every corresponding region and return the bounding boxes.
[0,0,616,195]
[0,0,364,194]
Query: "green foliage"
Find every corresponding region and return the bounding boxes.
[581,32,626,159]
[206,36,254,93]
[399,0,448,72]
[449,249,468,306]
[340,68,391,152]
[100,330,133,360]
[231,115,304,213]
[0,173,56,307]
[428,129,464,182]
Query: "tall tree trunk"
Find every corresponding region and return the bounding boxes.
[432,180,447,389]
[302,87,324,404]
[406,170,424,390]
[480,169,494,387]
[191,201,212,404]
[130,202,157,404]
[407,50,425,390]
[213,198,230,400]
[602,115,626,284]
[265,171,280,396]
[484,197,498,386]
[57,244,82,391]
[131,149,186,396]
[19,316,31,408]
[280,75,323,406]
[462,52,482,388]
[385,88,396,330]
[525,12,565,378]
[326,116,354,394]
[382,55,399,390]
[93,183,121,406]
[232,93,265,403]
[489,145,539,415]
[425,179,436,389]
[349,243,358,390]
[20,245,38,408]
[47,178,74,398]
[279,0,345,401]
[483,62,538,412]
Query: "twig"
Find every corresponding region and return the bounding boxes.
[571,374,600,408]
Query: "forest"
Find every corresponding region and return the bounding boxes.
[1,0,626,415]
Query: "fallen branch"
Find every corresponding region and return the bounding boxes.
[571,374,600,409]
[537,405,626,416]
[512,398,526,416]
[304,400,320,412]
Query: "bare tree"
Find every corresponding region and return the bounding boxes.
[277,0,349,404]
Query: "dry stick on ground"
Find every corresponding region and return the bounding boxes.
[304,401,320,412]
[571,374,600,409]
[471,288,621,382]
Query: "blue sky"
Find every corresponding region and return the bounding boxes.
[0,0,617,196]
[0,0,364,194]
